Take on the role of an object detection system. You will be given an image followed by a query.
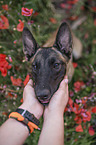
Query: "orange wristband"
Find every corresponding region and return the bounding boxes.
[9,112,40,133]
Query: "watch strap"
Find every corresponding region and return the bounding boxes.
[9,112,40,133]
[16,108,40,126]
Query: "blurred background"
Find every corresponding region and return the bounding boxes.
[0,0,96,145]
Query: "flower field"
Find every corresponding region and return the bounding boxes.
[0,0,96,145]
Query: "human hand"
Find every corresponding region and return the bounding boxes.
[19,79,44,119]
[44,76,69,118]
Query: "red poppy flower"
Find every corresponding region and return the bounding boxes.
[81,6,84,10]
[0,54,11,77]
[94,19,96,26]
[10,76,22,86]
[91,106,96,113]
[92,7,96,12]
[69,16,78,21]
[23,74,30,86]
[74,115,82,124]
[88,126,95,136]
[81,111,91,122]
[17,20,24,32]
[74,81,85,92]
[75,124,83,132]
[60,3,66,8]
[20,98,23,103]
[22,7,33,16]
[67,0,78,5]
[13,40,17,44]
[84,33,89,39]
[49,18,57,24]
[2,4,8,10]
[73,62,78,68]
[68,97,73,106]
[2,112,8,116]
[0,15,9,29]
[33,11,39,16]
[69,90,74,97]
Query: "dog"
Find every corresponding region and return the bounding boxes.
[22,21,81,105]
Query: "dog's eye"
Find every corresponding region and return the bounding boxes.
[54,63,60,69]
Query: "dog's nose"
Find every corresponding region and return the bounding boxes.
[37,89,50,100]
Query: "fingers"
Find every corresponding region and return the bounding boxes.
[26,79,33,87]
[58,75,68,91]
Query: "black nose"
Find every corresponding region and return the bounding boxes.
[36,89,50,100]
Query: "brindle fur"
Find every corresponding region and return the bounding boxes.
[22,22,73,105]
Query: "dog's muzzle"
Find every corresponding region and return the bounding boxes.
[36,89,51,105]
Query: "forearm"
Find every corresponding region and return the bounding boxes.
[0,103,41,145]
[38,111,64,145]
[0,118,29,145]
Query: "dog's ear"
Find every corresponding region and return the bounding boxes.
[53,22,72,60]
[22,27,39,61]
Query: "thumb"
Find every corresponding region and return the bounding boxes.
[59,75,68,91]
[27,79,33,87]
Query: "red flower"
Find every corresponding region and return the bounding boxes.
[0,15,9,29]
[23,74,29,86]
[74,115,82,124]
[10,76,22,86]
[92,7,96,12]
[2,112,8,116]
[69,16,78,21]
[33,11,39,16]
[13,40,17,44]
[75,124,83,132]
[17,20,24,32]
[68,97,91,124]
[91,106,96,113]
[81,111,91,122]
[49,18,57,24]
[72,62,78,68]
[20,98,23,103]
[22,7,33,16]
[2,4,8,10]
[69,90,74,97]
[60,3,66,8]
[88,126,95,136]
[94,19,96,26]
[68,97,73,106]
[0,54,11,77]
[74,81,85,92]
[67,0,78,5]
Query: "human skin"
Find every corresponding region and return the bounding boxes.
[0,76,68,145]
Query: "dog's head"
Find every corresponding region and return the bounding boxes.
[22,22,72,105]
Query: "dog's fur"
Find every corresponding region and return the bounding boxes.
[22,22,74,105]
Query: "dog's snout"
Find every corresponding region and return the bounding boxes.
[37,89,50,100]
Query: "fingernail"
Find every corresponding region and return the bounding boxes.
[64,78,68,84]
[28,79,33,85]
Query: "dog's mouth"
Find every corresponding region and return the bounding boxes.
[37,97,51,105]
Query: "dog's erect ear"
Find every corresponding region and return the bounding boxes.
[22,27,39,61]
[53,22,72,60]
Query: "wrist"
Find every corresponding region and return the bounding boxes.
[44,108,64,121]
[19,103,42,119]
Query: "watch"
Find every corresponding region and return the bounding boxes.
[16,108,40,126]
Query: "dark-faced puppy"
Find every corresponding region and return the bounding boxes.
[22,22,72,105]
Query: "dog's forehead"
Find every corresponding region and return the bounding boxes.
[31,47,67,63]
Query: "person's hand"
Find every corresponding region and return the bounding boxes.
[19,79,44,119]
[44,76,69,118]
